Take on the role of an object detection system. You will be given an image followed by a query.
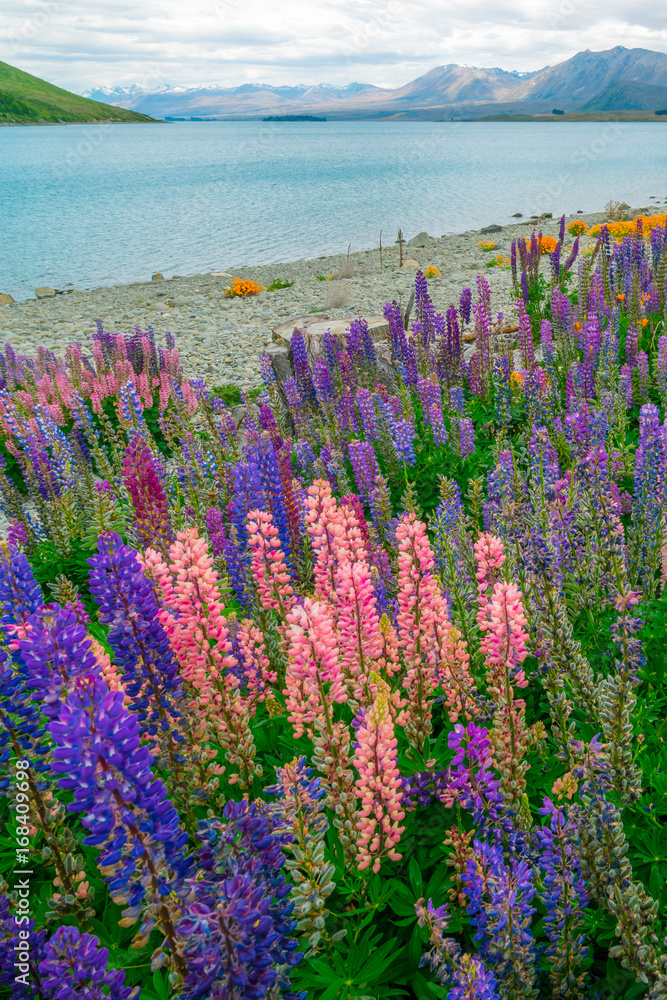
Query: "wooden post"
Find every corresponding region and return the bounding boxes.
[397,228,404,267]
[379,230,383,269]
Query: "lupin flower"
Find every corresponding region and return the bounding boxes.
[266,757,335,952]
[122,434,174,556]
[49,675,190,970]
[246,509,296,620]
[38,926,139,999]
[353,677,405,872]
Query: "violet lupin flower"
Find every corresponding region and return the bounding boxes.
[87,533,186,740]
[49,676,190,928]
[459,287,472,326]
[348,440,381,504]
[535,798,589,998]
[459,418,475,458]
[38,926,139,999]
[177,801,303,1000]
[17,603,101,720]
[460,841,537,998]
[355,387,378,441]
[290,329,316,405]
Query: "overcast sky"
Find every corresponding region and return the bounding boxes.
[1,0,666,93]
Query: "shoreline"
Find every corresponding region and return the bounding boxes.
[0,205,663,388]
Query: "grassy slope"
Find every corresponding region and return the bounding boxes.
[0,60,156,124]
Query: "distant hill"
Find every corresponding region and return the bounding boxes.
[82,46,667,121]
[82,81,382,120]
[0,60,157,124]
[578,78,667,112]
[513,46,667,106]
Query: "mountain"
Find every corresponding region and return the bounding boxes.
[81,46,667,121]
[578,78,667,112]
[514,46,667,106]
[82,81,383,119]
[0,60,156,124]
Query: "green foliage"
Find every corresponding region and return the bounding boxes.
[267,278,295,291]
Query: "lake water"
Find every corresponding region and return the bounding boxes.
[1,120,666,300]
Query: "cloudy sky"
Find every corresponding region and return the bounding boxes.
[1,0,665,93]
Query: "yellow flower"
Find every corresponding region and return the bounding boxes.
[478,240,496,251]
[424,266,441,279]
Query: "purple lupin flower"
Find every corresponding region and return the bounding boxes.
[459,287,472,326]
[459,418,475,458]
[38,926,139,999]
[348,440,382,503]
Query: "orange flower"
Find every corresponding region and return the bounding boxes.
[424,266,441,279]
[641,318,649,327]
[225,278,264,298]
[567,220,588,237]
[478,240,496,251]
[539,236,558,255]
[617,293,626,302]
[510,371,523,389]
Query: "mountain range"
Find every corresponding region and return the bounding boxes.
[83,46,667,120]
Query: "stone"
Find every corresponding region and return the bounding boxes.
[211,271,232,278]
[271,314,330,347]
[263,342,294,384]
[480,224,503,234]
[407,231,435,247]
[35,287,56,299]
[512,213,523,218]
[0,293,15,306]
[401,259,420,268]
[151,273,164,281]
[463,330,476,343]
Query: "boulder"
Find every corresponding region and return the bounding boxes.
[512,213,523,218]
[271,313,390,363]
[151,272,164,281]
[401,259,420,269]
[263,342,294,384]
[0,293,15,306]
[271,314,330,347]
[407,231,435,247]
[35,287,56,298]
[480,224,503,234]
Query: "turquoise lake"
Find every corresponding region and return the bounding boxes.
[1,120,666,300]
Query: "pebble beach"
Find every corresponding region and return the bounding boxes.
[0,206,654,388]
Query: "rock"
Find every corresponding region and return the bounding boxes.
[211,271,232,278]
[0,293,15,306]
[480,224,503,234]
[263,342,294,384]
[401,259,420,269]
[463,330,476,343]
[512,213,523,218]
[271,314,330,347]
[407,231,435,247]
[541,212,553,219]
[301,315,390,359]
[151,273,164,281]
[35,287,56,299]
[231,404,247,429]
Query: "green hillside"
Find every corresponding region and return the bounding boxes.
[0,60,156,124]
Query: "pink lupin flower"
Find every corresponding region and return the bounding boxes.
[479,581,529,691]
[395,513,443,753]
[479,579,532,809]
[334,552,383,705]
[304,479,341,598]
[353,677,406,873]
[283,597,346,739]
[246,509,296,620]
[234,616,277,707]
[142,530,261,788]
[474,532,506,612]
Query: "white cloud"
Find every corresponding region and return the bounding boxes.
[0,0,666,91]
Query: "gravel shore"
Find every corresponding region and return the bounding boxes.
[0,207,653,388]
